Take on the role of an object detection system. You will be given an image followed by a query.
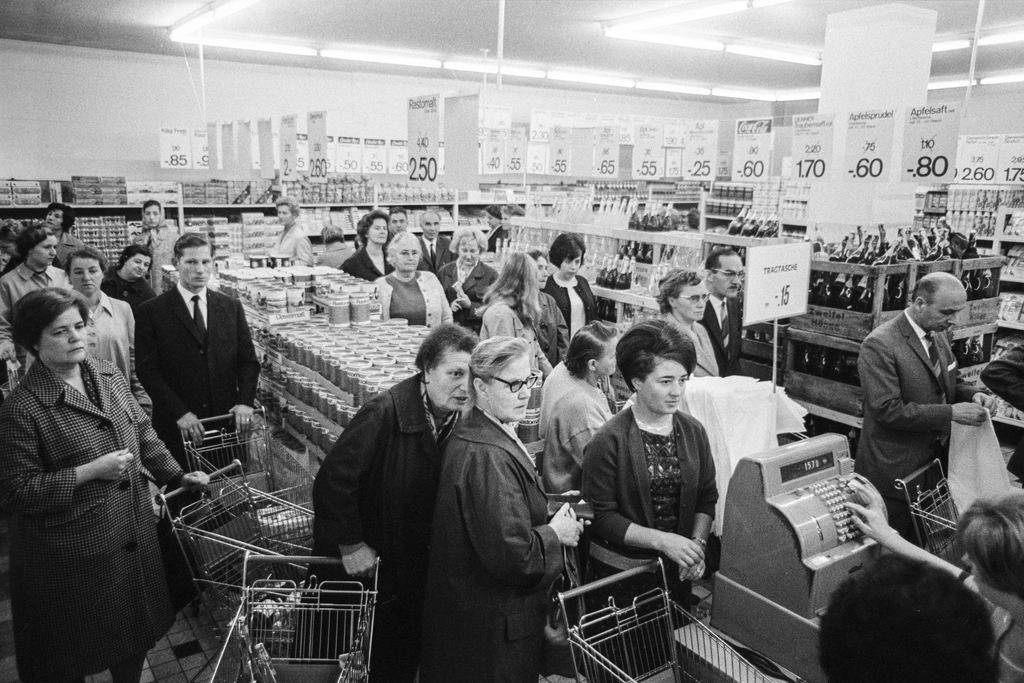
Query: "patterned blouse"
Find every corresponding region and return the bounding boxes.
[640,428,681,533]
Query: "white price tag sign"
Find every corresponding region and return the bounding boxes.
[743,242,813,326]
[732,118,773,181]
[997,134,1024,184]
[791,113,834,181]
[236,120,253,174]
[295,134,308,174]
[527,142,548,175]
[307,111,330,183]
[363,138,387,174]
[159,127,191,169]
[663,120,684,148]
[843,109,895,181]
[388,140,409,175]
[632,123,664,179]
[206,122,220,170]
[408,94,440,183]
[279,114,298,179]
[901,104,959,183]
[257,119,275,176]
[682,120,718,180]
[221,122,237,176]
[618,116,635,146]
[594,126,620,177]
[482,129,507,175]
[506,126,527,174]
[335,137,362,174]
[529,110,551,143]
[548,127,571,175]
[192,128,210,170]
[955,134,1001,184]
[664,148,683,178]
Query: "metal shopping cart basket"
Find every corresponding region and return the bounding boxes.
[210,553,378,683]
[895,459,960,562]
[558,560,773,683]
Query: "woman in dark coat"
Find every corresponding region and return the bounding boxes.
[543,233,596,339]
[438,226,498,335]
[341,209,393,282]
[582,319,718,607]
[0,288,208,682]
[420,336,583,683]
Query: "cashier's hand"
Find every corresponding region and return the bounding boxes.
[845,480,900,549]
[0,341,16,362]
[951,402,988,426]
[177,412,204,445]
[341,542,378,578]
[972,392,997,412]
[658,532,704,568]
[230,404,255,431]
[549,503,584,547]
[180,471,210,491]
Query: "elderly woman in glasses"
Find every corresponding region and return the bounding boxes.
[420,336,583,683]
[657,269,719,377]
[376,232,451,328]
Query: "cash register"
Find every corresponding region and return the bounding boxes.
[711,434,881,683]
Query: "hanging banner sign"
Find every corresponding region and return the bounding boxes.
[548,126,572,175]
[159,127,191,169]
[388,139,409,175]
[192,128,209,170]
[843,108,895,182]
[791,113,834,181]
[663,120,684,148]
[335,136,362,174]
[307,111,330,183]
[481,106,512,132]
[506,125,527,174]
[665,148,683,178]
[279,114,298,179]
[221,123,238,176]
[295,133,309,175]
[407,94,440,183]
[325,136,336,175]
[363,138,387,174]
[249,121,261,172]
[527,142,549,175]
[206,122,220,170]
[954,134,1000,184]
[482,129,508,175]
[236,120,252,176]
[257,119,274,178]
[632,123,664,179]
[682,120,718,180]
[571,128,595,177]
[438,140,445,175]
[594,126,620,177]
[900,104,959,183]
[618,116,635,146]
[732,118,773,182]
[529,110,552,143]
[997,134,1024,184]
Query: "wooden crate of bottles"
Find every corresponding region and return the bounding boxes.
[785,329,864,416]
[739,322,788,382]
[792,261,915,341]
[952,323,998,392]
[951,256,1006,328]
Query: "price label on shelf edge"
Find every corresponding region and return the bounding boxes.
[407,94,440,183]
[743,241,813,326]
[159,127,191,169]
[900,104,959,184]
[682,120,718,181]
[955,134,1001,184]
[843,108,895,182]
[732,118,773,182]
[790,113,834,182]
[631,123,664,180]
[997,133,1024,184]
[363,138,387,175]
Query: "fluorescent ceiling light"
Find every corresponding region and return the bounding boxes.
[171,33,316,56]
[442,60,546,79]
[170,0,263,40]
[725,43,821,66]
[710,87,777,101]
[927,79,974,90]
[932,39,971,52]
[547,70,635,88]
[979,72,1024,85]
[320,49,442,69]
[775,89,820,101]
[604,27,726,51]
[978,30,1024,46]
[635,81,712,96]
[608,0,796,32]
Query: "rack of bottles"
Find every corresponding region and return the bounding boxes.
[739,322,788,382]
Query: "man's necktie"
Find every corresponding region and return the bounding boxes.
[924,331,942,378]
[721,300,730,349]
[427,242,434,264]
[192,295,207,341]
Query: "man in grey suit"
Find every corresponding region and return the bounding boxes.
[416,210,452,275]
[855,272,995,541]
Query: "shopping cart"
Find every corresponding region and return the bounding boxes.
[895,459,960,561]
[558,560,773,683]
[210,553,378,683]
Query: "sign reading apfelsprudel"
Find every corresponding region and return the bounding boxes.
[407,94,440,182]
[843,108,895,182]
[743,241,813,326]
[791,114,834,182]
[901,104,959,184]
[682,120,718,180]
[732,118,773,182]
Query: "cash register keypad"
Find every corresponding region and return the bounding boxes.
[807,479,862,544]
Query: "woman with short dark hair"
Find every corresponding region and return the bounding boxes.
[45,202,85,269]
[543,233,596,338]
[101,244,156,313]
[0,287,208,683]
[582,319,717,606]
[342,209,392,281]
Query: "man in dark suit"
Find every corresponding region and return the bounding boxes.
[980,344,1024,479]
[699,247,743,375]
[135,233,260,469]
[415,210,452,275]
[855,272,995,541]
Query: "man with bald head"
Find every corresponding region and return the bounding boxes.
[855,272,996,541]
[416,210,452,275]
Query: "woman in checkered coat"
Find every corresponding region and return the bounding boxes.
[0,288,208,682]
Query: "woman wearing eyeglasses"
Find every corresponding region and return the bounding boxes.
[657,269,719,377]
[376,232,452,328]
[420,337,583,683]
[581,319,718,608]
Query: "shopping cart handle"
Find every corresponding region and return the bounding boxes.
[557,559,664,603]
[159,459,244,501]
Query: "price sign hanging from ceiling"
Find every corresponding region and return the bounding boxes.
[632,122,664,179]
[335,137,362,174]
[954,134,1001,184]
[681,120,718,180]
[159,127,191,169]
[279,114,298,180]
[900,104,959,184]
[192,128,209,170]
[548,126,572,175]
[389,139,409,176]
[407,94,440,182]
[505,125,527,174]
[732,118,772,182]
[997,134,1024,185]
[307,111,330,183]
[790,113,834,182]
[594,126,620,178]
[482,129,508,175]
[363,138,387,175]
[843,108,895,182]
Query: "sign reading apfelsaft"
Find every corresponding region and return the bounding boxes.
[900,104,959,184]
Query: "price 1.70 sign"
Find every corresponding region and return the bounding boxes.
[901,104,959,184]
[844,109,894,181]
[791,114,834,181]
